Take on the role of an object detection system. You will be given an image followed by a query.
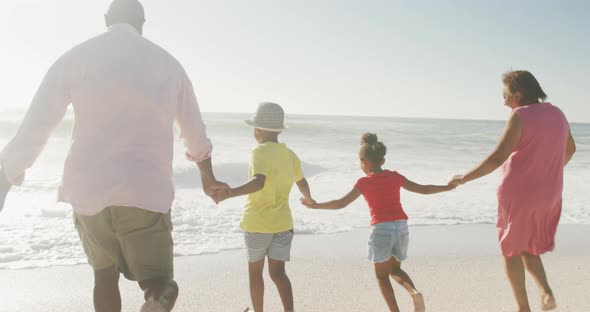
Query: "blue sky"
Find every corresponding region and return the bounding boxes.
[1,0,588,122]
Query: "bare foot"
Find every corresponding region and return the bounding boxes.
[541,293,557,311]
[412,292,425,312]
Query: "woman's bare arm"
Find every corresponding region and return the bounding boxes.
[452,112,522,185]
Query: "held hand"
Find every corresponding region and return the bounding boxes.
[203,180,231,196]
[300,197,317,209]
[444,183,458,191]
[203,179,231,200]
[449,175,466,187]
[212,189,231,204]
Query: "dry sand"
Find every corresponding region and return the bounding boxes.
[1,224,589,312]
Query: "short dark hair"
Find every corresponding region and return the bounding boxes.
[359,133,386,165]
[502,70,548,105]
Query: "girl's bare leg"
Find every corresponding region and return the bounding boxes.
[374,260,400,312]
[389,257,424,312]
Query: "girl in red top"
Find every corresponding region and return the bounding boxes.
[302,133,454,312]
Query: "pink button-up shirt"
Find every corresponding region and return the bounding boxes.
[0,24,212,216]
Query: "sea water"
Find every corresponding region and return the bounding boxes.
[0,110,588,269]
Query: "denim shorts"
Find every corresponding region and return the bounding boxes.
[368,220,409,263]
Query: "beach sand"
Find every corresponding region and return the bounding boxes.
[1,224,589,312]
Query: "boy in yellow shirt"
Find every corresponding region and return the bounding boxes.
[215,102,313,312]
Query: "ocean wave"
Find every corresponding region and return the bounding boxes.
[0,216,585,270]
[0,119,74,140]
[0,113,588,270]
[174,161,327,189]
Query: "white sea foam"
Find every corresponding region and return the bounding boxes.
[0,112,588,269]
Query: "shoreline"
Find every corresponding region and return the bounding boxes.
[4,222,590,271]
[1,224,589,311]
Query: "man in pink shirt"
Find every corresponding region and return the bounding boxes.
[0,1,228,311]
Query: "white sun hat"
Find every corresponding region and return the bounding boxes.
[244,102,287,132]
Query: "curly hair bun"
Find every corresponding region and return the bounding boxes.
[361,133,378,145]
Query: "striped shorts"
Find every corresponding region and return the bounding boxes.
[244,230,294,262]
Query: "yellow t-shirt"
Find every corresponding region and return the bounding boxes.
[240,142,304,233]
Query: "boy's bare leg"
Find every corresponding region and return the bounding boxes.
[389,258,424,311]
[93,265,121,312]
[504,255,531,312]
[249,259,266,312]
[268,258,294,312]
[521,253,556,311]
[374,260,400,312]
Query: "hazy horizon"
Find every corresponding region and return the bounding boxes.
[1,0,589,123]
[3,106,590,126]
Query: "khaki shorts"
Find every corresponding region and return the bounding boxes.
[74,206,174,281]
